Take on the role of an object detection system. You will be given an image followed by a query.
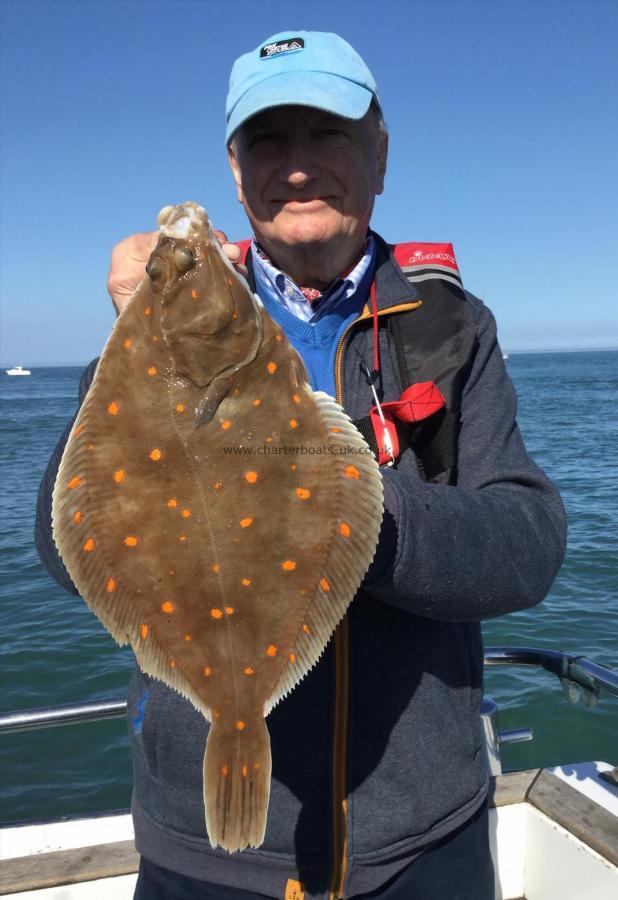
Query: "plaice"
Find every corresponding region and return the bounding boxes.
[51,202,383,852]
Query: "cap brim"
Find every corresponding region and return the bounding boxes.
[226,71,373,143]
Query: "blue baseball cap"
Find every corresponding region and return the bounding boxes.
[225,31,380,143]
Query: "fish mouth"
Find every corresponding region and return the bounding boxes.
[157,202,213,240]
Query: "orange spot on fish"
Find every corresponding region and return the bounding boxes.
[74,424,84,436]
[124,535,138,547]
[113,469,125,483]
[86,442,96,451]
[83,538,95,553]
[73,510,82,524]
[106,577,116,593]
[181,508,191,518]
[289,652,297,663]
[169,569,175,576]
[266,645,277,657]
[123,339,132,349]
[331,426,342,433]
[204,666,212,677]
[267,361,277,374]
[170,659,177,668]
[289,419,298,428]
[149,448,162,461]
[295,487,311,500]
[275,333,283,342]
[242,765,248,777]
[161,601,175,614]
[254,762,261,770]
[339,522,352,538]
[239,517,253,528]
[144,306,152,316]
[184,634,192,641]
[241,578,251,586]
[212,563,221,574]
[152,335,159,343]
[281,560,296,571]
[214,481,222,490]
[244,667,255,675]
[344,464,361,479]
[140,624,149,640]
[191,289,199,299]
[302,623,310,633]
[176,403,185,413]
[179,534,187,542]
[244,471,258,483]
[292,394,301,404]
[231,311,238,320]
[107,402,119,416]
[167,498,178,508]
[227,277,234,286]
[236,721,245,730]
[147,366,157,376]
[67,476,82,490]
[266,436,273,443]
[221,764,228,775]
[252,398,262,406]
[225,606,234,615]
[221,419,232,430]
[211,608,223,619]
[320,577,331,591]
[290,463,297,471]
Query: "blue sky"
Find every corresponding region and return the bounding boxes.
[1,0,616,365]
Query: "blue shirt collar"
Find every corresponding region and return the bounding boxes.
[251,235,375,323]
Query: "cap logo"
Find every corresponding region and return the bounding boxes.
[260,37,305,59]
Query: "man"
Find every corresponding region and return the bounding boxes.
[36,31,566,900]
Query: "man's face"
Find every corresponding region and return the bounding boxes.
[228,105,387,261]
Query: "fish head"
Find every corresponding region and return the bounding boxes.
[144,202,261,388]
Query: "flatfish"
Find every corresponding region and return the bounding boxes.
[52,202,383,851]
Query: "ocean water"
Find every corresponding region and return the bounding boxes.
[1,352,616,823]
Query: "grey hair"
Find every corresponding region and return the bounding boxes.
[370,98,388,136]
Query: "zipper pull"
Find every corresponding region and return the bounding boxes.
[360,362,395,467]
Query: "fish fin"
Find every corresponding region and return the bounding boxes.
[264,391,384,715]
[194,373,235,426]
[204,714,271,852]
[51,375,211,723]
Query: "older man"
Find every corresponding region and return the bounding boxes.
[36,31,566,900]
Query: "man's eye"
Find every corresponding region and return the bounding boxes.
[319,128,349,140]
[249,133,279,150]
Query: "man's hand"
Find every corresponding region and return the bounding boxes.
[107,229,247,315]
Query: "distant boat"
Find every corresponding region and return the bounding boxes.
[5,366,31,376]
[502,352,509,360]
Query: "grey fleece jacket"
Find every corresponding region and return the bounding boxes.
[35,233,566,899]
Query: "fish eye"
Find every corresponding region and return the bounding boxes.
[146,256,165,280]
[173,246,195,273]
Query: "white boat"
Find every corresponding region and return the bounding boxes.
[1,647,617,899]
[5,365,31,376]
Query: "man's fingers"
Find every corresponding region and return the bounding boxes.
[213,228,243,266]
[107,231,159,314]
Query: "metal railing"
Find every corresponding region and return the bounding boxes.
[0,647,616,736]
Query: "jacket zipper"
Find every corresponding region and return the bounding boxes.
[328,299,422,900]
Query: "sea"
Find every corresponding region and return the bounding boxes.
[1,351,616,824]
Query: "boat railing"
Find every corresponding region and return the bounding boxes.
[0,647,616,770]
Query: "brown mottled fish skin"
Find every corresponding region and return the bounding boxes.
[52,202,383,852]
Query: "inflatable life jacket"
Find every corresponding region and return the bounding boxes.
[236,236,478,485]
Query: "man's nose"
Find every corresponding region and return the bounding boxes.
[278,139,319,187]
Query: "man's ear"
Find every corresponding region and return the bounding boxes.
[375,131,388,196]
[227,142,244,204]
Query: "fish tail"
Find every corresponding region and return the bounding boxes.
[203,714,271,852]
